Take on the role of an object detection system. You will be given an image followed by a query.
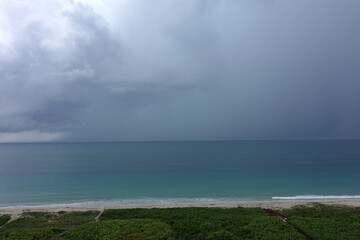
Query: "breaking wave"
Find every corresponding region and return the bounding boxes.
[272,195,360,200]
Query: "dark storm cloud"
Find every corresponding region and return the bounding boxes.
[0,0,359,142]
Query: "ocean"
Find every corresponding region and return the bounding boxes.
[0,140,359,207]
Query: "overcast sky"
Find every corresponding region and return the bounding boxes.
[0,0,359,142]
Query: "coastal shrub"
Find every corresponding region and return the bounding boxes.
[245,217,305,240]
[2,205,360,240]
[1,211,99,231]
[0,215,11,227]
[280,204,360,240]
[100,207,264,239]
[65,219,174,240]
[290,217,360,240]
[205,230,240,240]
[0,227,63,240]
[280,203,360,218]
[99,207,304,240]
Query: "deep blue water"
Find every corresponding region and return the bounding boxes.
[0,140,360,207]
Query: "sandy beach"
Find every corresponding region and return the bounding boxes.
[1,199,360,219]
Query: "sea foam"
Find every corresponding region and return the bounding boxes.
[272,195,360,200]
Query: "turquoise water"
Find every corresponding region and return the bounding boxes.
[0,140,360,207]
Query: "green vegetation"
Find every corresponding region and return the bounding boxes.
[65,219,174,240]
[245,217,304,240]
[0,215,11,227]
[0,204,359,239]
[0,228,62,240]
[280,203,360,240]
[0,211,98,240]
[1,211,99,231]
[100,207,304,240]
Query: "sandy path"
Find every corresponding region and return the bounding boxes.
[95,208,104,222]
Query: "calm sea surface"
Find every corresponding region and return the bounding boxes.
[0,140,360,207]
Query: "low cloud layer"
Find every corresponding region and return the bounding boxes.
[0,0,360,142]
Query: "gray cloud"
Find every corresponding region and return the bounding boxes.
[0,0,359,142]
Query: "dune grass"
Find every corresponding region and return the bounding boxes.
[0,211,99,231]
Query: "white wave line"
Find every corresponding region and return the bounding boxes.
[272,195,360,200]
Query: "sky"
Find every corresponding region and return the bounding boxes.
[0,0,360,142]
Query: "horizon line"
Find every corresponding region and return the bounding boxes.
[0,138,359,144]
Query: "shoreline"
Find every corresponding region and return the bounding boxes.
[1,199,360,218]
